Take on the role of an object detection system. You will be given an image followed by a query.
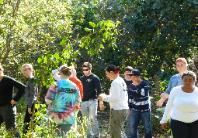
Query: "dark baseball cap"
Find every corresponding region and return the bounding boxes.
[129,69,141,76]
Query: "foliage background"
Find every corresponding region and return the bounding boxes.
[0,0,197,137]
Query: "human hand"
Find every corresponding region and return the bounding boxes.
[98,93,107,101]
[45,99,52,104]
[10,99,17,105]
[99,101,106,111]
[28,108,32,114]
[156,93,169,107]
[161,123,168,129]
[156,98,165,107]
[160,93,169,99]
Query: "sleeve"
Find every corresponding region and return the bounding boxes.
[26,79,38,108]
[160,87,177,124]
[165,76,175,94]
[78,80,84,99]
[45,84,56,104]
[74,87,81,111]
[104,82,120,103]
[80,76,83,82]
[93,76,102,96]
[11,78,26,101]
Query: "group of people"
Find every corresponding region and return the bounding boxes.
[45,62,101,137]
[157,58,198,138]
[0,57,197,138]
[0,63,37,137]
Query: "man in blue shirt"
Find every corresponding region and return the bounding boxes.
[156,58,188,107]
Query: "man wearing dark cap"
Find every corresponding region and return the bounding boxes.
[127,69,152,138]
[80,62,101,137]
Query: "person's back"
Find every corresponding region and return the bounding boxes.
[48,79,80,124]
[45,65,81,136]
[52,79,79,112]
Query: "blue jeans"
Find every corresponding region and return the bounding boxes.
[81,99,99,137]
[127,110,152,138]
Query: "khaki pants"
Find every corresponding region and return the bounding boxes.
[109,109,128,138]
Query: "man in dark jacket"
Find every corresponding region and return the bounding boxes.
[80,62,101,138]
[0,63,25,137]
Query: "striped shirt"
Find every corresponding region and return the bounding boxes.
[128,80,151,112]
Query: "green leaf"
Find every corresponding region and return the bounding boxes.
[84,27,92,32]
[89,22,96,28]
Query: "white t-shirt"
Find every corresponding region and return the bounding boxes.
[104,76,129,110]
[160,86,198,124]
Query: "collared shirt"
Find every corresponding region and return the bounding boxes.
[24,78,38,108]
[165,74,183,94]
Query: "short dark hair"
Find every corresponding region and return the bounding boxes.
[82,62,92,70]
[182,71,196,81]
[106,64,120,74]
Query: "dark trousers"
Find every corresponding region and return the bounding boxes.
[171,119,198,138]
[23,104,35,133]
[0,104,20,137]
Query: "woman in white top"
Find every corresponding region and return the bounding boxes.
[160,71,198,138]
[99,64,129,138]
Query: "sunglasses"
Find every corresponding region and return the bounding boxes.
[126,74,134,76]
[82,69,89,71]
